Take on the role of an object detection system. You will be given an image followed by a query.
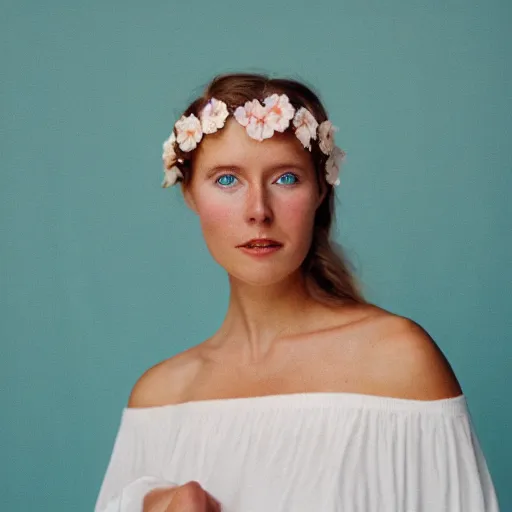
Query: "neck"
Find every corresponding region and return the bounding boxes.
[209,269,325,365]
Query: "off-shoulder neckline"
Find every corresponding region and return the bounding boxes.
[122,391,468,416]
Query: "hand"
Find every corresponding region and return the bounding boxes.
[143,481,222,512]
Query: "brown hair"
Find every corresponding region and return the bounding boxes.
[171,72,370,307]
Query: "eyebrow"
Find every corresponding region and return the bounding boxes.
[205,163,308,178]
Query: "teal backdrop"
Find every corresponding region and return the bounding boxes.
[2,1,510,510]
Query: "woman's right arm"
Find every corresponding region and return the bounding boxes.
[93,413,180,512]
[94,365,179,512]
[95,362,222,512]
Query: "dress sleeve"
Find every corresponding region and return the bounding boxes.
[391,399,500,511]
[94,409,178,512]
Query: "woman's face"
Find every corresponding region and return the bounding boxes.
[183,118,327,286]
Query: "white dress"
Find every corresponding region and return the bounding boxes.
[94,392,500,512]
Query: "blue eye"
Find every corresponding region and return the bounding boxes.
[276,173,299,185]
[215,172,300,188]
[216,174,237,187]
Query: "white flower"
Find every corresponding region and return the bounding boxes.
[233,99,259,126]
[293,107,318,150]
[200,98,229,134]
[161,165,183,188]
[325,145,345,186]
[234,99,274,141]
[318,120,338,155]
[162,132,177,169]
[175,114,203,152]
[263,93,295,132]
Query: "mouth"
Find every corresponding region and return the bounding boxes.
[237,239,283,249]
[238,244,283,256]
[241,243,282,249]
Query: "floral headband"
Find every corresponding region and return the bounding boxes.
[161,93,345,188]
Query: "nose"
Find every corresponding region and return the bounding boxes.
[244,184,273,225]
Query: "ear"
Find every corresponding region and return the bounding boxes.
[181,184,198,214]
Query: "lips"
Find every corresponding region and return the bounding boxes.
[244,243,281,248]
[238,238,282,248]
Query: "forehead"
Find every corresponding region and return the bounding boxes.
[193,118,313,171]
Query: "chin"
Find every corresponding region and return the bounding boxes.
[226,261,307,288]
[231,272,290,287]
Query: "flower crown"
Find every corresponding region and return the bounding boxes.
[161,93,346,188]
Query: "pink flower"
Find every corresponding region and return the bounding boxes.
[263,94,295,132]
[161,165,183,188]
[175,114,203,152]
[234,99,274,141]
[293,107,318,150]
[325,146,345,186]
[318,120,338,155]
[233,99,260,127]
[162,132,177,169]
[200,98,229,134]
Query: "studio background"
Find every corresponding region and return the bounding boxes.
[2,1,510,510]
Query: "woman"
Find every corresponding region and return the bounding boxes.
[94,73,500,512]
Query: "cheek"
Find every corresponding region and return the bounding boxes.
[197,199,238,238]
[280,194,317,231]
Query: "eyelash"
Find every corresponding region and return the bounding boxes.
[214,172,301,188]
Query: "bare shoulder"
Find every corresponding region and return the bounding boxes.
[367,313,464,400]
[127,346,203,408]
